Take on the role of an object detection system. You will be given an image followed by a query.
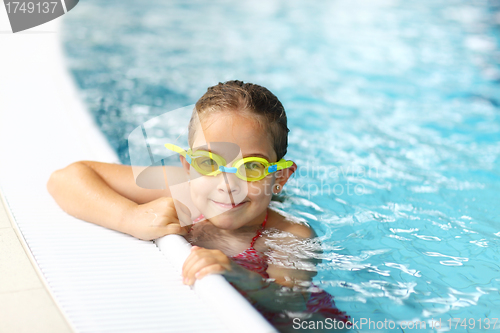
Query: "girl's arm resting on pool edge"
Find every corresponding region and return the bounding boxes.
[47,161,189,240]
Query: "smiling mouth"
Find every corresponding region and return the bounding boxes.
[211,200,248,209]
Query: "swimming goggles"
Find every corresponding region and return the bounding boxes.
[164,143,294,182]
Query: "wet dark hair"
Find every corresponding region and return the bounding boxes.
[188,80,289,161]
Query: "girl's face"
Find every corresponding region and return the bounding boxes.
[181,112,284,230]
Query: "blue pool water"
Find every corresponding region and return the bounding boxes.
[63,0,500,330]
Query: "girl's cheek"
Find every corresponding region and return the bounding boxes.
[191,178,214,197]
[247,181,270,199]
[189,181,210,211]
[246,182,259,197]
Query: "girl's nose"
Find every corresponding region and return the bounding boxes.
[216,170,242,194]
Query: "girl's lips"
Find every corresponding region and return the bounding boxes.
[211,200,248,209]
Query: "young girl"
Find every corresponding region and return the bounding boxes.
[47,80,349,331]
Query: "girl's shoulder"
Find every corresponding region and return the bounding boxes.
[266,209,315,239]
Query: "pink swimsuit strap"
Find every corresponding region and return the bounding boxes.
[229,211,269,278]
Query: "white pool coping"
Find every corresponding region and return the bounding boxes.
[0,13,276,333]
[0,190,74,333]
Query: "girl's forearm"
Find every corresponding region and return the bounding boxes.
[223,261,309,313]
[47,162,137,235]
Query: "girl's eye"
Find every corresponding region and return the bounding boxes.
[245,162,262,170]
[200,159,217,166]
[197,157,219,173]
[238,161,266,179]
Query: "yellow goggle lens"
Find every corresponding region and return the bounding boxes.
[193,156,220,174]
[238,161,266,180]
[165,144,294,182]
[193,156,268,181]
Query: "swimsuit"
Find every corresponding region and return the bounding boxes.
[189,211,350,325]
[229,211,269,278]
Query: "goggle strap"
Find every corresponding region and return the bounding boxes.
[274,160,294,171]
[165,143,186,156]
[165,143,194,164]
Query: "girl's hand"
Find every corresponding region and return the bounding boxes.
[182,246,231,285]
[125,197,191,241]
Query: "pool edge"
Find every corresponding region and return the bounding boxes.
[0,187,76,333]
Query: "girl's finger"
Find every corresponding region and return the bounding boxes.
[182,248,205,278]
[194,264,226,281]
[184,257,217,285]
[162,223,186,235]
[185,252,231,285]
[184,255,220,285]
[160,217,180,227]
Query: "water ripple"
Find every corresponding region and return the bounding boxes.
[63,0,500,324]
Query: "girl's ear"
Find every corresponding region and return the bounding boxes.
[180,155,190,175]
[275,162,297,187]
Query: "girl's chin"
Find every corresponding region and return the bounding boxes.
[201,200,250,229]
[205,212,243,230]
[209,218,239,230]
